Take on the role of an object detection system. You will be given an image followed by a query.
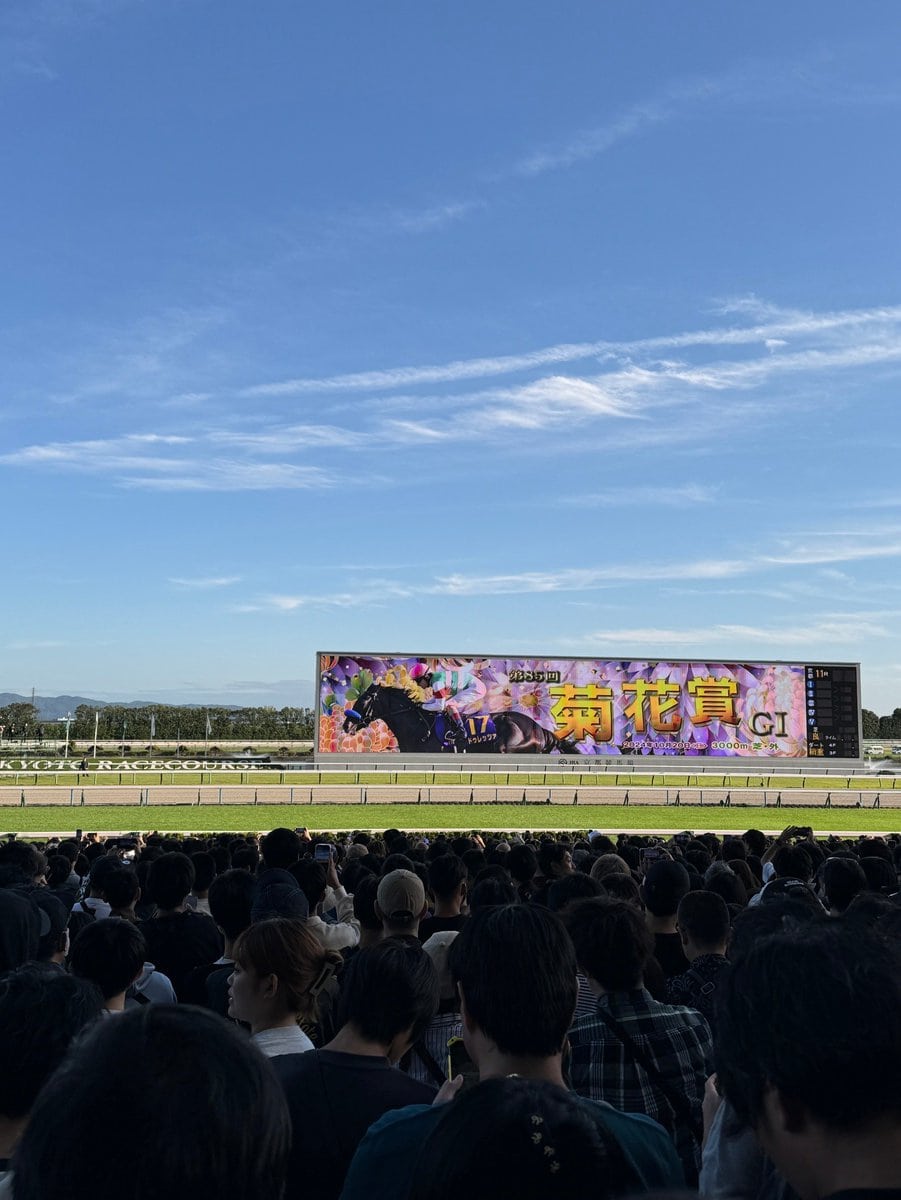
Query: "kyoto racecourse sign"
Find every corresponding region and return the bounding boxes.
[0,760,275,772]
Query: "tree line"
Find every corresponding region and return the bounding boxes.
[861,708,901,741]
[0,703,315,742]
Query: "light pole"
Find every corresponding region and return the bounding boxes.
[56,712,74,758]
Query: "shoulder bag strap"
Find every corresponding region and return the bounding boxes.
[595,1006,702,1142]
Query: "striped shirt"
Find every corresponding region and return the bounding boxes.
[568,988,713,1183]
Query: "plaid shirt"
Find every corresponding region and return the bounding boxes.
[568,988,713,1182]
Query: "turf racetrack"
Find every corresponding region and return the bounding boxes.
[3,803,900,836]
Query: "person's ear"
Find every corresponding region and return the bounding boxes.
[763,1084,807,1136]
[262,972,279,1000]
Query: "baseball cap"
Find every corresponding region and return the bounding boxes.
[377,869,425,926]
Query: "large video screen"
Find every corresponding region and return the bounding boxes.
[317,654,861,758]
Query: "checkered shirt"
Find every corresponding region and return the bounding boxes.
[568,988,713,1181]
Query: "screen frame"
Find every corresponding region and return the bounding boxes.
[314,651,863,767]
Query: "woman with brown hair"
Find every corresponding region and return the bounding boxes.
[228,917,340,1057]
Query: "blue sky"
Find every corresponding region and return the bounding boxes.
[2,0,901,712]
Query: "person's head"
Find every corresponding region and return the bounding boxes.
[208,869,256,941]
[588,853,630,883]
[722,837,747,862]
[104,867,141,913]
[469,875,517,912]
[290,860,327,911]
[819,857,868,913]
[70,918,147,1004]
[85,854,125,900]
[449,905,576,1063]
[564,898,653,992]
[46,854,73,890]
[190,851,216,895]
[229,917,339,1031]
[0,965,102,1126]
[337,938,438,1060]
[146,852,194,911]
[676,891,730,956]
[547,873,603,913]
[860,856,897,895]
[14,1005,291,1200]
[429,854,468,904]
[507,843,539,886]
[772,844,813,882]
[599,872,643,908]
[538,840,573,881]
[743,829,767,857]
[376,869,428,934]
[715,924,901,1200]
[409,1076,640,1200]
[706,867,749,909]
[352,873,382,936]
[642,860,690,918]
[232,846,260,872]
[260,827,301,870]
[34,892,69,962]
[0,840,46,885]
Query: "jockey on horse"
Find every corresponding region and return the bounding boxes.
[405,662,489,746]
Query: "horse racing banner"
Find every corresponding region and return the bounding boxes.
[316,653,861,759]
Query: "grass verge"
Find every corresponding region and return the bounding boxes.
[1,802,898,836]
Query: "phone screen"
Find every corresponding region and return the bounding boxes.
[314,843,332,863]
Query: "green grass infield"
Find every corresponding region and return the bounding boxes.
[2,802,899,837]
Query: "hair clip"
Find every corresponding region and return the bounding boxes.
[308,961,336,997]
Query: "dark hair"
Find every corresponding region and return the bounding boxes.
[429,854,467,902]
[337,938,438,1045]
[721,837,746,862]
[706,870,748,909]
[538,841,570,878]
[860,856,897,895]
[677,891,730,949]
[771,844,812,882]
[260,827,301,870]
[0,839,45,883]
[232,918,340,1024]
[469,875,517,911]
[461,849,486,879]
[147,852,195,910]
[351,873,381,932]
[409,1076,639,1200]
[642,860,690,917]
[564,899,653,991]
[547,873,603,913]
[103,867,141,911]
[820,857,868,913]
[0,965,102,1118]
[190,852,217,893]
[449,906,576,1057]
[208,869,256,940]
[232,846,261,872]
[743,829,767,857]
[14,1005,291,1200]
[600,873,643,908]
[290,860,327,910]
[46,854,73,890]
[507,844,538,885]
[382,852,415,876]
[728,901,821,963]
[70,918,147,1001]
[715,925,901,1131]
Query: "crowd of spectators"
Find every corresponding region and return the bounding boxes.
[1,821,900,1199]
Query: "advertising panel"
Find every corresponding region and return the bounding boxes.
[317,653,860,758]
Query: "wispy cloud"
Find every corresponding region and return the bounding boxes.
[6,299,901,491]
[559,484,717,508]
[5,639,66,650]
[565,615,890,650]
[169,576,242,589]
[244,301,901,397]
